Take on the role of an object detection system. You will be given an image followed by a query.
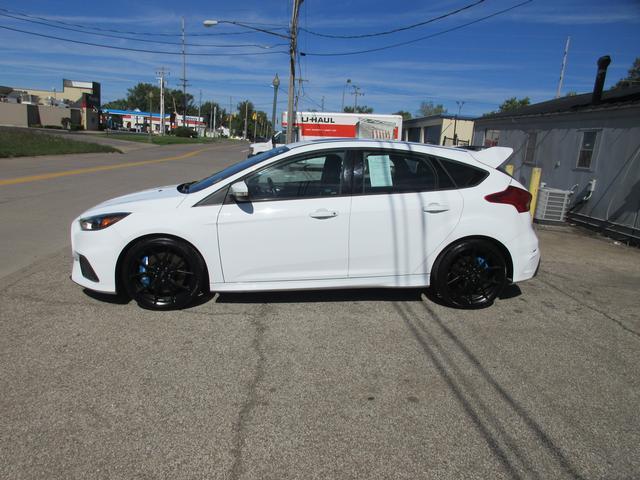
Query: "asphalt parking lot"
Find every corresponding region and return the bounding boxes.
[1,139,639,479]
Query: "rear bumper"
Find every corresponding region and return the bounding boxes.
[509,235,540,283]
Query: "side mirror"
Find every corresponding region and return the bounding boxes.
[230,181,250,202]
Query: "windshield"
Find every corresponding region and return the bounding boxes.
[180,146,289,194]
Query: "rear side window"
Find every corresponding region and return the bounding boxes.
[359,151,455,194]
[438,159,488,188]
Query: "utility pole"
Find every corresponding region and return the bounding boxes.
[229,96,233,135]
[351,85,364,108]
[321,96,325,111]
[243,101,249,140]
[253,112,258,140]
[213,105,217,138]
[286,0,303,143]
[156,67,168,135]
[209,104,214,138]
[148,91,153,142]
[271,73,280,137]
[556,36,571,98]
[453,100,465,146]
[341,79,351,111]
[180,17,188,125]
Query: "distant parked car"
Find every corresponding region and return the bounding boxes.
[71,139,540,310]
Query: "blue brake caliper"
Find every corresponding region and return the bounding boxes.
[476,256,489,270]
[139,256,150,287]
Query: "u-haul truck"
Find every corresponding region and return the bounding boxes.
[249,112,403,156]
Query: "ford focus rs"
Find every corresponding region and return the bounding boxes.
[71,139,540,310]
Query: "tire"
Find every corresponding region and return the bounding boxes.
[432,239,508,309]
[121,237,206,310]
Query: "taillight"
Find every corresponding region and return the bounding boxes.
[485,186,532,213]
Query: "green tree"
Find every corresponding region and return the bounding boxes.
[102,98,128,110]
[230,100,255,138]
[343,105,374,113]
[200,101,228,129]
[393,110,412,121]
[498,97,530,112]
[101,82,195,115]
[417,101,447,117]
[614,57,640,89]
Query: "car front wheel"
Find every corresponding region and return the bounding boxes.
[432,239,508,309]
[122,237,205,310]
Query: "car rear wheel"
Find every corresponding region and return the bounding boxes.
[122,237,205,310]
[432,239,508,309]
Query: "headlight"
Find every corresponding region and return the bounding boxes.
[79,212,130,231]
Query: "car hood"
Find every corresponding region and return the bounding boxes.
[82,185,187,215]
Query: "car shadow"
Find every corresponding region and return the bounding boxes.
[83,284,521,308]
[82,289,131,305]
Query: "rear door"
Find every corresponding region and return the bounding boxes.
[348,150,464,278]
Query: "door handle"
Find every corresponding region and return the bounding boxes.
[309,209,338,219]
[423,203,450,213]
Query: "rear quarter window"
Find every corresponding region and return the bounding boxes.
[439,159,488,188]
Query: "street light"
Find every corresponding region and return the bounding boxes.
[204,10,302,143]
[271,73,280,137]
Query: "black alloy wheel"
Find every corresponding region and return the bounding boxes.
[122,237,205,310]
[433,239,508,309]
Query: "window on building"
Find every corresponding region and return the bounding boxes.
[577,130,598,169]
[524,131,537,165]
[484,129,500,147]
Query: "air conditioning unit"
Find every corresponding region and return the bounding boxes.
[534,187,573,223]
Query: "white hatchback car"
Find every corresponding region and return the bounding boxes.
[71,140,540,310]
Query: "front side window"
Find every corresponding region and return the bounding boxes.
[246,151,346,201]
[359,151,454,194]
[577,130,598,169]
[184,146,289,193]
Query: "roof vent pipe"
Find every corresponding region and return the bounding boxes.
[592,55,611,104]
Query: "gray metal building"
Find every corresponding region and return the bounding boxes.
[472,80,640,243]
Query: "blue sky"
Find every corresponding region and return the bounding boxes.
[0,0,638,119]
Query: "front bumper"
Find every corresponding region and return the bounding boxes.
[70,219,125,293]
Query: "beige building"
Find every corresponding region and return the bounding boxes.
[7,79,99,106]
[0,79,101,130]
[402,114,475,146]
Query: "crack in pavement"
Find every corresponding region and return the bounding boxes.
[228,302,270,480]
[537,270,640,339]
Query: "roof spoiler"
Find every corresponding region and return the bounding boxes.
[469,147,513,169]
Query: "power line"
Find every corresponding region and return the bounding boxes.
[0,11,285,48]
[301,0,533,56]
[300,0,485,39]
[0,24,289,56]
[0,7,286,37]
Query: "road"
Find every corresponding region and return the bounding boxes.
[0,139,246,279]
[1,139,639,479]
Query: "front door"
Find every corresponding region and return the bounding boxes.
[217,150,352,283]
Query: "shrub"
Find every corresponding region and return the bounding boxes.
[174,126,197,138]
